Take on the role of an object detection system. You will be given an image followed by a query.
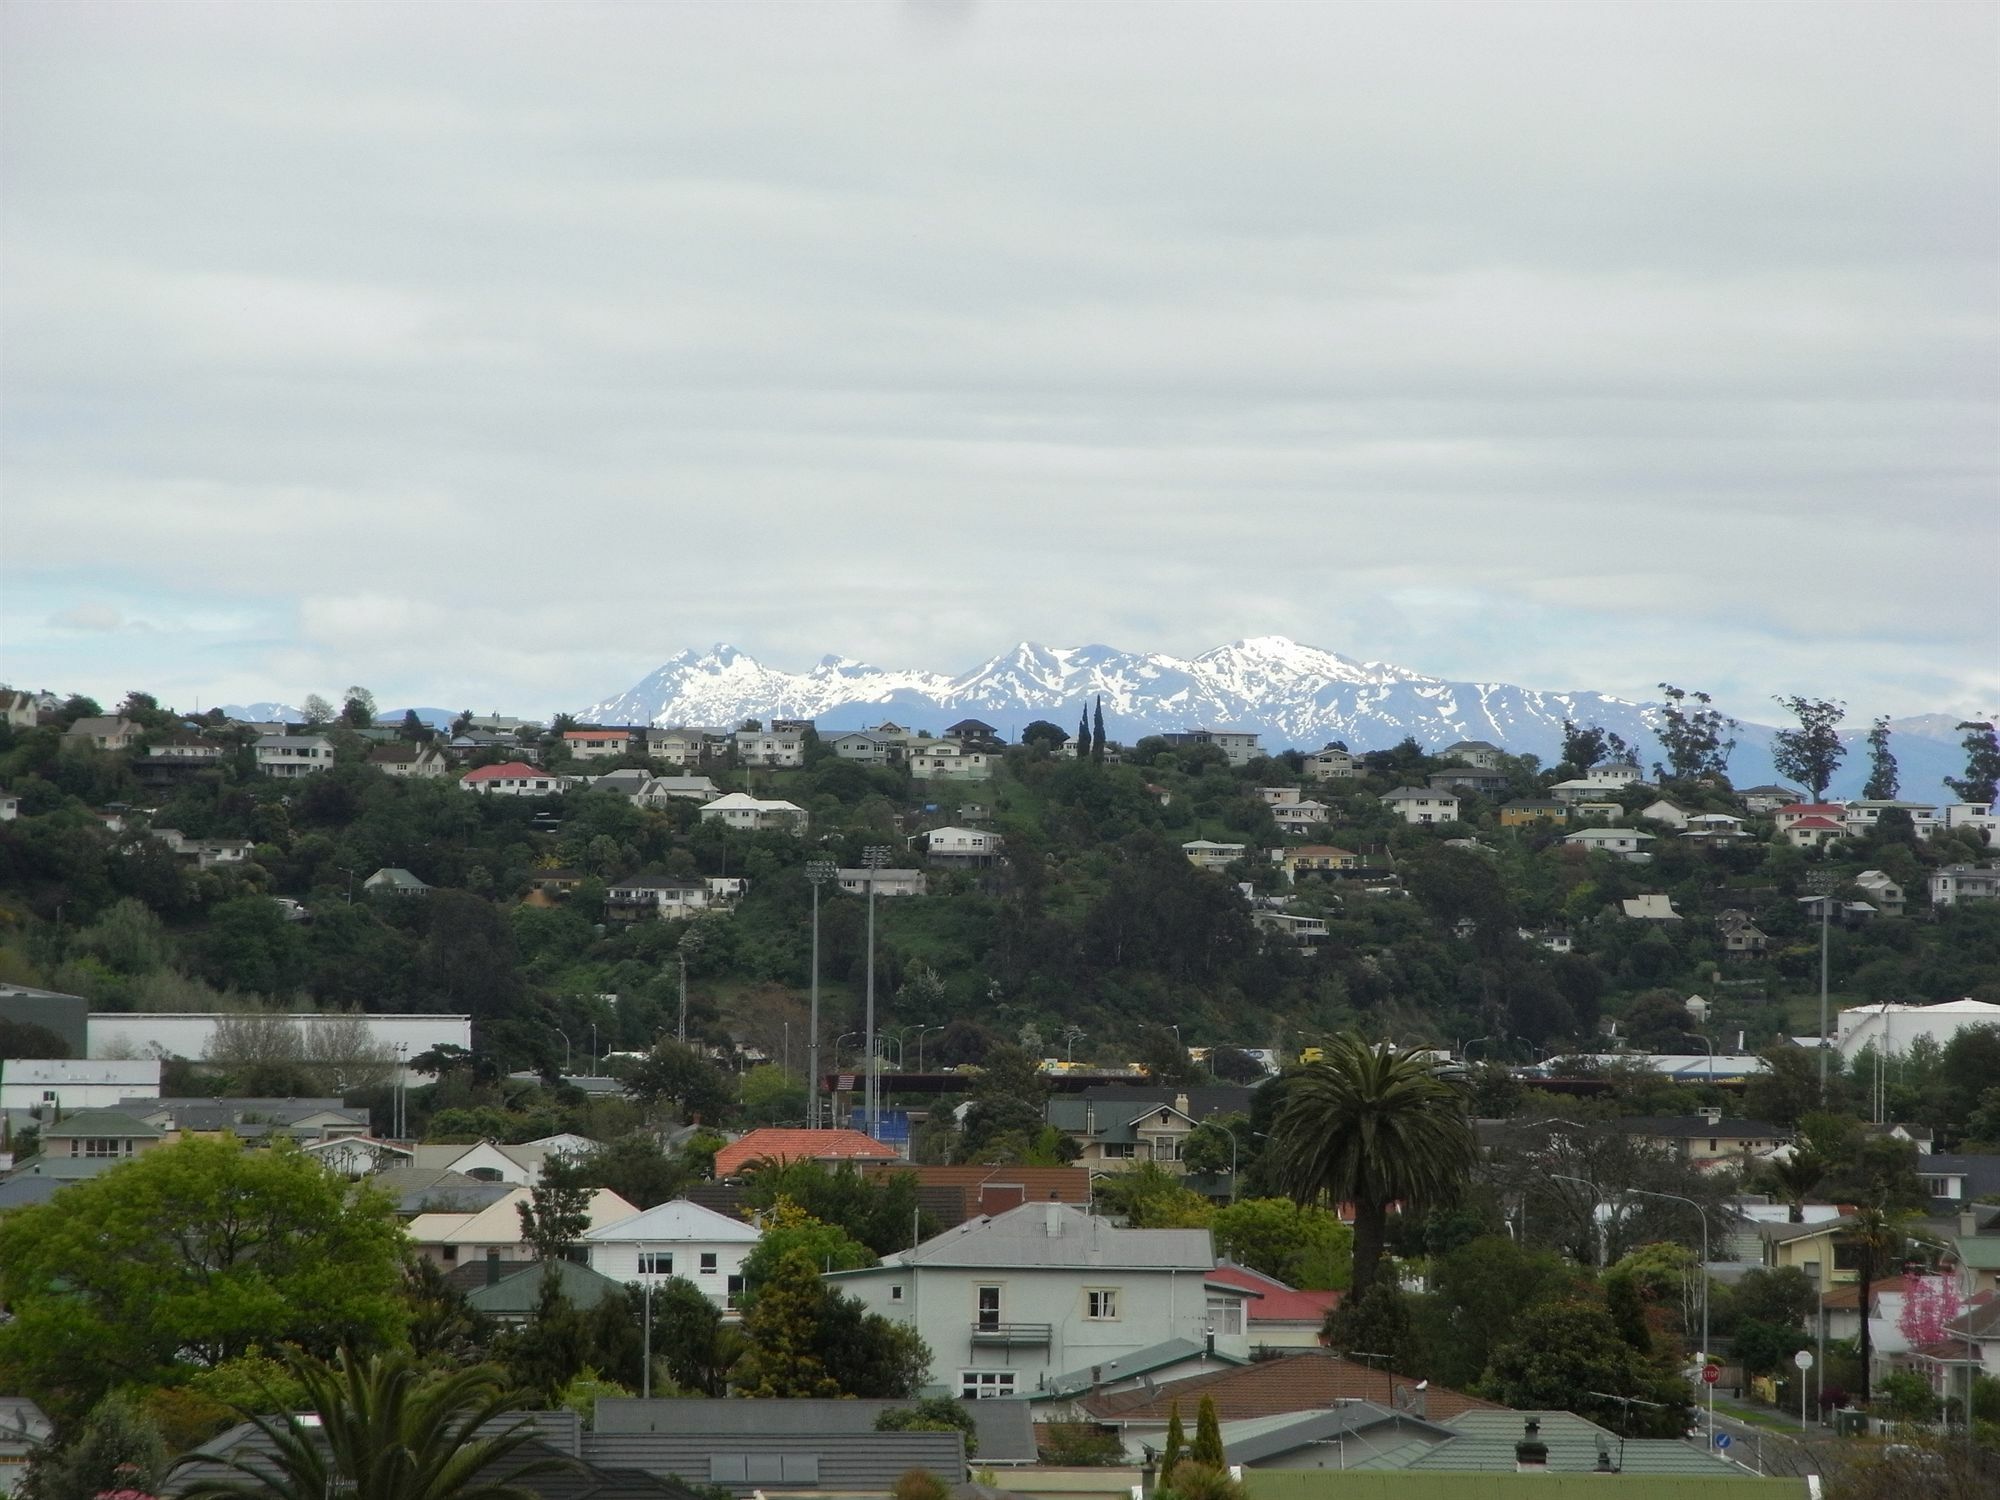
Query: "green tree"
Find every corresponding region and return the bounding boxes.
[740,1201,877,1289]
[1771,697,1847,802]
[1160,1402,1187,1474]
[341,687,377,729]
[1270,1033,1477,1299]
[1862,717,1899,801]
[1844,1204,1912,1407]
[625,1039,734,1125]
[1424,1236,1580,1391]
[1654,685,1737,781]
[1479,1298,1689,1437]
[645,1277,734,1396]
[875,1398,978,1456]
[0,1139,407,1421]
[1209,1197,1352,1289]
[1191,1395,1225,1467]
[516,1177,593,1261]
[300,694,335,726]
[733,1247,843,1397]
[1091,698,1106,765]
[1947,721,2000,804]
[19,1391,166,1500]
[169,1348,562,1500]
[1758,1154,1828,1224]
[1020,720,1069,752]
[957,1045,1050,1158]
[1093,1162,1213,1227]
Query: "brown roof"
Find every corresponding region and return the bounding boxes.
[1820,1274,1908,1311]
[712,1127,898,1178]
[1081,1351,1502,1424]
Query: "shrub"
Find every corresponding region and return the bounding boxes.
[890,1469,949,1500]
[1039,1421,1125,1466]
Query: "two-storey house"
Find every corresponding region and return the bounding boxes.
[824,1200,1252,1400]
[696,793,806,833]
[254,734,335,779]
[564,728,638,760]
[1269,799,1333,836]
[1182,839,1246,871]
[60,716,142,753]
[584,1198,762,1315]
[1379,787,1459,825]
[734,727,804,768]
[1563,827,1656,862]
[909,744,993,781]
[923,826,1002,867]
[409,1186,638,1270]
[1162,729,1263,766]
[1270,845,1357,881]
[1439,739,1504,769]
[1304,745,1356,781]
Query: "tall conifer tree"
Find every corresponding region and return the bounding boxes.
[1091,697,1106,764]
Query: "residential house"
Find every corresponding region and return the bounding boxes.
[945,717,998,743]
[824,1200,1252,1400]
[1917,1155,2000,1208]
[1563,827,1656,861]
[0,1058,162,1114]
[1428,765,1511,795]
[1270,844,1358,880]
[1945,1207,2000,1300]
[194,837,253,870]
[254,734,335,778]
[1304,745,1357,781]
[12,1109,167,1179]
[695,793,806,833]
[0,1397,54,1496]
[1380,787,1459,825]
[59,716,141,752]
[1945,801,1999,845]
[1499,798,1566,827]
[453,1257,628,1326]
[0,792,17,822]
[1682,812,1749,841]
[909,743,993,781]
[1439,739,1504,770]
[704,876,747,905]
[1627,1109,1787,1169]
[583,1198,762,1314]
[461,715,541,736]
[1639,799,1689,829]
[407,1185,638,1270]
[1738,784,1804,814]
[1619,893,1682,922]
[1203,1264,1338,1350]
[1854,869,1906,917]
[1783,814,1847,849]
[733,727,804,768]
[459,761,575,796]
[363,867,431,897]
[1253,911,1327,950]
[1757,1213,1861,1284]
[854,1164,1092,1228]
[1932,862,2000,908]
[634,775,721,807]
[647,727,725,766]
[521,868,586,905]
[303,1136,414,1178]
[1257,786,1303,807]
[563,727,637,760]
[1162,728,1263,766]
[137,734,228,782]
[1,690,39,729]
[1046,1086,1254,1174]
[368,742,450,779]
[446,731,536,764]
[1183,839,1247,871]
[1269,798,1333,836]
[1775,801,1846,833]
[586,768,654,798]
[836,867,926,897]
[922,826,1002,867]
[606,876,710,920]
[827,730,898,766]
[1716,909,1770,957]
[1904,1292,2000,1414]
[712,1127,900,1178]
[408,1139,557,1186]
[1841,799,1942,838]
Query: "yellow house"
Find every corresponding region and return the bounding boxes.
[1757,1214,1861,1285]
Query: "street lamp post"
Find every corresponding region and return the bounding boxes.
[862,845,889,1139]
[804,858,836,1128]
[1682,1029,1716,1086]
[641,1244,653,1399]
[1064,1026,1087,1063]
[914,1024,946,1072]
[1626,1187,1711,1440]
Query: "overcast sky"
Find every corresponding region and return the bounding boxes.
[3,1,1994,721]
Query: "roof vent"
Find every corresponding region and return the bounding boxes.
[1515,1417,1548,1471]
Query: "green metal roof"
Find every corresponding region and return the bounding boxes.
[1952,1237,2000,1270]
[1249,1476,1804,1499]
[1408,1412,1738,1476]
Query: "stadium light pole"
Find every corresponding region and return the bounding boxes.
[804,859,837,1128]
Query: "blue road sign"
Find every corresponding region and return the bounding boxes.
[1714,1433,1732,1450]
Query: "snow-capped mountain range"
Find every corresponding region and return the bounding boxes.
[582,637,1972,799]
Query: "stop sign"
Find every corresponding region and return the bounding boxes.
[1702,1364,1721,1385]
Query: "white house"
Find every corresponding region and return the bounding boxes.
[1854,870,1906,917]
[563,728,637,760]
[1945,803,1999,845]
[1639,799,1689,829]
[828,730,898,766]
[733,728,804,768]
[1564,827,1656,862]
[1182,839,1246,871]
[254,734,335,779]
[1835,999,2000,1063]
[0,791,18,822]
[584,1197,763,1315]
[60,716,142,753]
[923,826,1003,867]
[1257,787,1303,807]
[647,727,723,766]
[634,775,721,807]
[408,1138,558,1186]
[1932,863,2000,908]
[909,745,993,781]
[1440,740,1504,769]
[1304,745,1356,781]
[1842,800,1941,838]
[823,1200,1252,1400]
[368,743,450,779]
[408,1186,638,1269]
[696,793,806,833]
[607,876,711,918]
[1162,729,1263,766]
[460,762,575,797]
[837,868,928,898]
[0,1058,162,1114]
[1269,799,1332,835]
[1379,787,1460,825]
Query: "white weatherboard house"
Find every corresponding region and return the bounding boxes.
[585,1198,762,1315]
[825,1200,1251,1401]
[408,1186,638,1269]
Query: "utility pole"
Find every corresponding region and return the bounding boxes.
[677,947,689,1046]
[862,844,889,1139]
[1809,870,1834,1102]
[805,859,836,1128]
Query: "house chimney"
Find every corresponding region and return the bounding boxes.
[1514,1418,1548,1472]
[1962,1211,1978,1238]
[1174,1093,1190,1116]
[1046,1202,1063,1237]
[1699,1106,1722,1127]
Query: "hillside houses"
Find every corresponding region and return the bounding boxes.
[254,733,334,778]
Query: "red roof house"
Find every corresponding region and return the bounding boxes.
[1205,1263,1340,1343]
[713,1127,899,1179]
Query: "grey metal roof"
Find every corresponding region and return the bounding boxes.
[1220,1405,1458,1466]
[1036,1338,1242,1399]
[579,1430,963,1495]
[590,1398,1031,1461]
[853,1201,1213,1272]
[1396,1411,1742,1475]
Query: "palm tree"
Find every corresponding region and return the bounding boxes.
[1269,1032,1477,1300]
[172,1349,566,1500]
[1760,1152,1828,1223]
[1843,1203,1911,1409]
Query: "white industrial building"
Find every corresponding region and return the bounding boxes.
[1834,999,2000,1062]
[87,1012,472,1083]
[0,1058,162,1115]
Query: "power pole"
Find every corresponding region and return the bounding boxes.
[805,859,837,1129]
[862,844,889,1139]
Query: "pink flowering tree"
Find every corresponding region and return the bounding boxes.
[1897,1273,1963,1349]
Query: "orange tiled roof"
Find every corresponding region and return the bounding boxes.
[713,1127,898,1178]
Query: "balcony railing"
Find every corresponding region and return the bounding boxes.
[970,1321,1052,1347]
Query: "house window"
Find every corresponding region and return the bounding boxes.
[976,1285,1002,1330]
[1086,1289,1120,1320]
[83,1138,123,1158]
[962,1371,1016,1399]
[726,1274,744,1311]
[1102,1143,1135,1160]
[441,1245,458,1263]
[1153,1139,1181,1162]
[639,1252,673,1277]
[700,1252,718,1275]
[890,1285,905,1302]
[1206,1297,1244,1336]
